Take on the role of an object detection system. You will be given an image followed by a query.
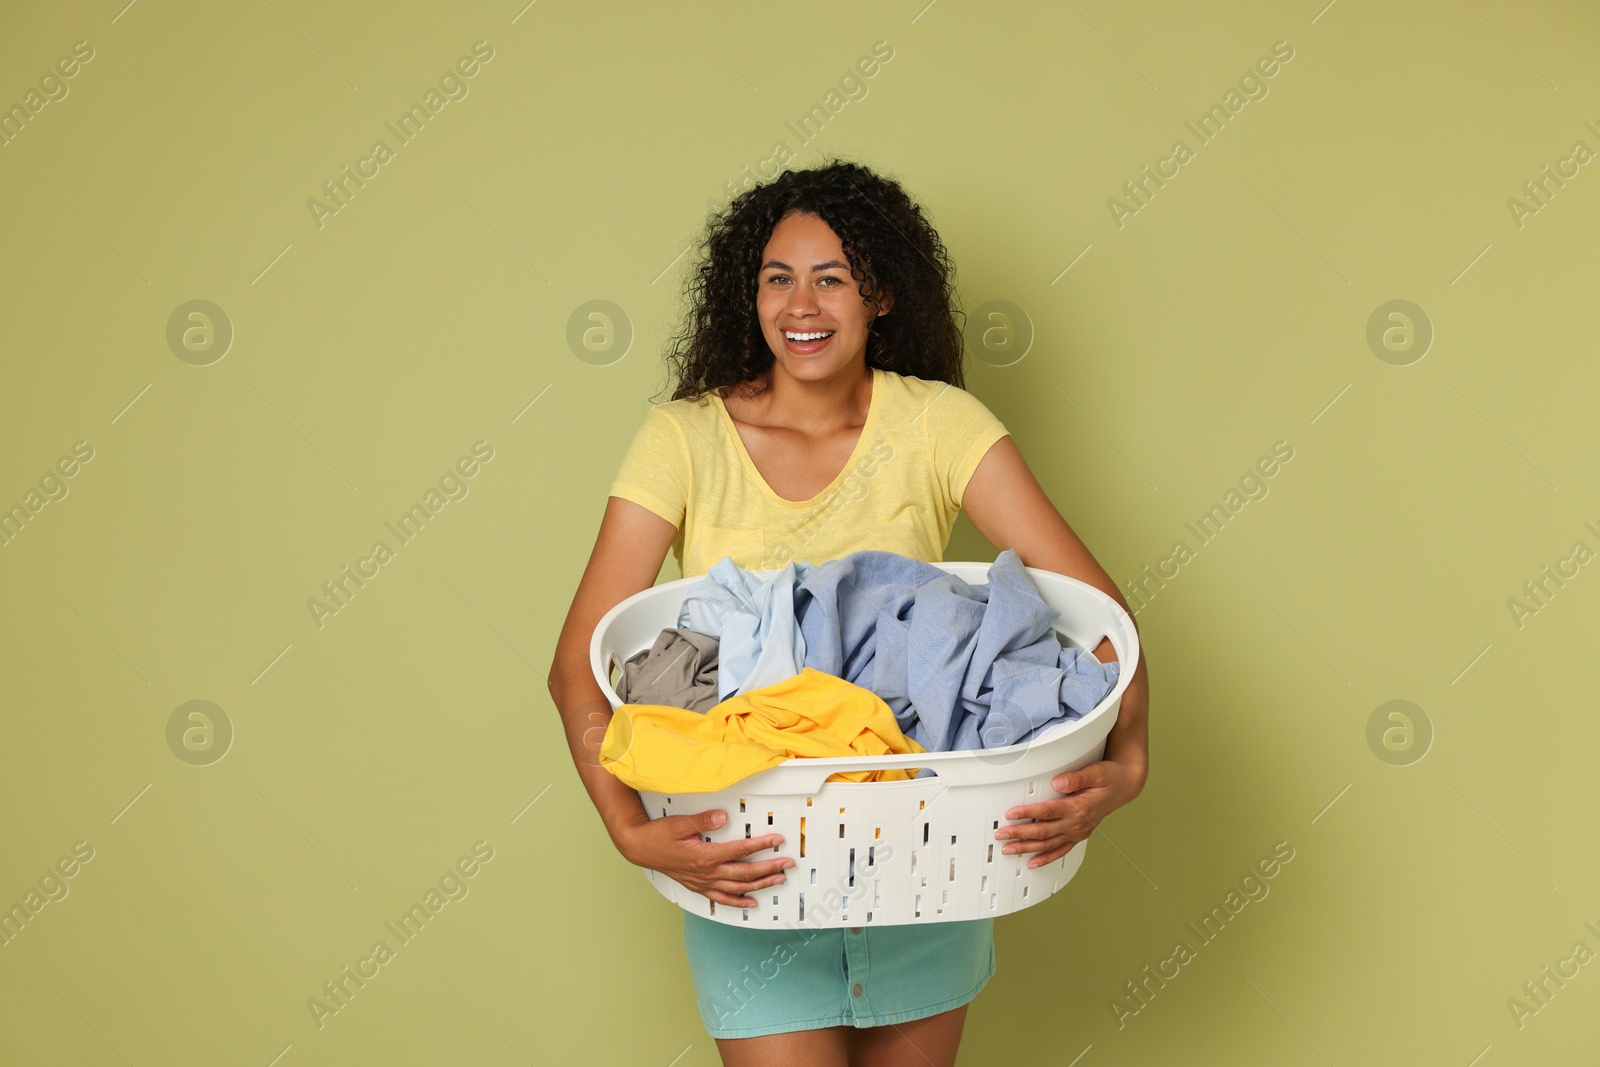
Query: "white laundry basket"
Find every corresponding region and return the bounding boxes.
[589,561,1140,930]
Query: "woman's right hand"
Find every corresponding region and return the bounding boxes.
[613,808,794,909]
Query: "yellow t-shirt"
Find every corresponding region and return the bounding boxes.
[608,366,1010,578]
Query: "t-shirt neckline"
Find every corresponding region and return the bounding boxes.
[710,366,883,509]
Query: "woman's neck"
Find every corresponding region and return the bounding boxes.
[730,359,874,434]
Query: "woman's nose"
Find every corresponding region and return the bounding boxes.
[785,283,821,315]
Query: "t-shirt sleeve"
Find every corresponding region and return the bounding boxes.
[928,385,1010,509]
[608,403,689,529]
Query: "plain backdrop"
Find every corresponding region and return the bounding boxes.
[1,2,1596,1064]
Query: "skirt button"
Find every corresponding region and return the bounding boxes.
[850,927,862,935]
[852,982,863,997]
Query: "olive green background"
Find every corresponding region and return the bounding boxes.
[2,1,1596,1063]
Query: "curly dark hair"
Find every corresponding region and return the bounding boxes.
[658,157,968,403]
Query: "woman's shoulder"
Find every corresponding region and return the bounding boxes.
[633,391,719,428]
[877,368,1003,427]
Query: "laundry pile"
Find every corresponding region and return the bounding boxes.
[600,548,1120,792]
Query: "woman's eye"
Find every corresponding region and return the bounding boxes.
[763,274,842,287]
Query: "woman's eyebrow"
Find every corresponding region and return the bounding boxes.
[761,259,850,272]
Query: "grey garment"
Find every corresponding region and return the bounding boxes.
[617,627,721,712]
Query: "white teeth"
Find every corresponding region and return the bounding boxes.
[785,330,834,341]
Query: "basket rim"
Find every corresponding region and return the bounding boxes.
[589,558,1141,772]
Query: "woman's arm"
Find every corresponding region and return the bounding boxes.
[547,496,679,844]
[960,435,1151,865]
[547,496,796,905]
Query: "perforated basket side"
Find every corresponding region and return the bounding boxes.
[588,559,1140,927]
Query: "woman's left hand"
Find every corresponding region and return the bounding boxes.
[995,757,1146,868]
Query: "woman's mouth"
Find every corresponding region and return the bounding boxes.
[782,329,835,354]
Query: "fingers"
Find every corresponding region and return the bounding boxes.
[712,855,792,882]
[1005,814,1097,845]
[704,889,760,908]
[1003,801,1054,821]
[708,867,789,895]
[998,819,1060,843]
[1006,794,1101,832]
[696,841,794,902]
[694,833,786,870]
[1051,762,1107,797]
[726,832,786,858]
[699,864,792,909]
[672,813,786,855]
[1004,833,1061,853]
[668,814,782,852]
[1008,784,1103,821]
[703,848,793,891]
[998,799,1079,839]
[1026,841,1076,868]
[675,808,732,834]
[1000,831,1058,857]
[1006,833,1074,859]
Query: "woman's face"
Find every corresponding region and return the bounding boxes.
[755,210,891,383]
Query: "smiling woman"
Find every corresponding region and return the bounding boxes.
[551,158,1150,1067]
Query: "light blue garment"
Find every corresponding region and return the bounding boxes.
[793,549,1119,757]
[677,555,815,701]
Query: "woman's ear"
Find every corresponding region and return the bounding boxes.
[874,287,894,316]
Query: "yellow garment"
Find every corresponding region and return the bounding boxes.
[599,667,925,793]
[607,366,1010,578]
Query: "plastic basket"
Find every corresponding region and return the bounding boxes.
[589,561,1140,929]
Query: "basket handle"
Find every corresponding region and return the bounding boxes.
[729,751,986,792]
[735,712,1118,794]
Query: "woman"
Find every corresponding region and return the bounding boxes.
[548,159,1150,1066]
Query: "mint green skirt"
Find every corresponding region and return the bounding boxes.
[682,911,995,1039]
